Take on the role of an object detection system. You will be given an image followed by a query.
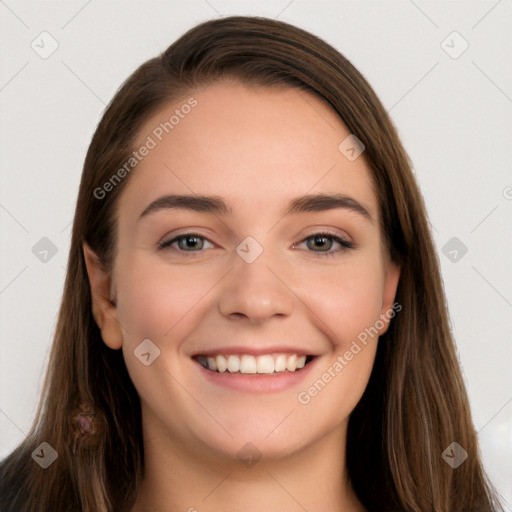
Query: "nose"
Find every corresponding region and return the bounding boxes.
[217,247,295,323]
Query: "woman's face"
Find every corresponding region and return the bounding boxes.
[85,82,400,463]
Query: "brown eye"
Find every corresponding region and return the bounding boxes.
[177,235,204,251]
[295,233,355,257]
[306,235,333,252]
[158,234,214,252]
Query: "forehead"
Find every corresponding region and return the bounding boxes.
[119,82,378,223]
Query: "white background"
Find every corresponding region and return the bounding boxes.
[1,0,511,508]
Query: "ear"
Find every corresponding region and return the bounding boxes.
[378,260,401,336]
[83,242,123,350]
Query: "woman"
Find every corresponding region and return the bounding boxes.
[0,15,504,512]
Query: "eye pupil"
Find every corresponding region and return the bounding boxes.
[308,235,332,252]
[179,235,202,251]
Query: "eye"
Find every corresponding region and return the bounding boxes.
[294,232,355,257]
[158,233,215,252]
[158,231,354,257]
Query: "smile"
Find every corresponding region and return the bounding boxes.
[194,353,314,374]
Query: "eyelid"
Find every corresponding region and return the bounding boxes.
[298,227,353,244]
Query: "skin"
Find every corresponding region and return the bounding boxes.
[84,81,400,512]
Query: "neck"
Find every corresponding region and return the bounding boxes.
[131,410,366,512]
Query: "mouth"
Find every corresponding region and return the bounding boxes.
[193,353,316,375]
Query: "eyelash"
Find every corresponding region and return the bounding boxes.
[158,232,355,257]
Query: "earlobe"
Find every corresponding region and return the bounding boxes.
[378,261,401,336]
[82,243,123,350]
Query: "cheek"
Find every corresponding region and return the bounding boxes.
[295,264,383,424]
[114,256,221,343]
[113,259,217,431]
[293,253,385,422]
[296,341,377,431]
[299,252,384,349]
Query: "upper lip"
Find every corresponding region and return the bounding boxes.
[191,346,318,357]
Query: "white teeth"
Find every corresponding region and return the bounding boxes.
[239,355,257,373]
[200,353,311,374]
[227,355,240,373]
[286,354,297,371]
[256,355,274,374]
[274,354,287,372]
[296,355,306,369]
[216,355,228,373]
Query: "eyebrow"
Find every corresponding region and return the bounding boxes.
[139,193,374,223]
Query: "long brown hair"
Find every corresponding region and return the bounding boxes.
[0,15,504,512]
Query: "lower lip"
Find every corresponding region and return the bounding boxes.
[193,357,318,393]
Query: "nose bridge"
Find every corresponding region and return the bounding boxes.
[217,237,295,322]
